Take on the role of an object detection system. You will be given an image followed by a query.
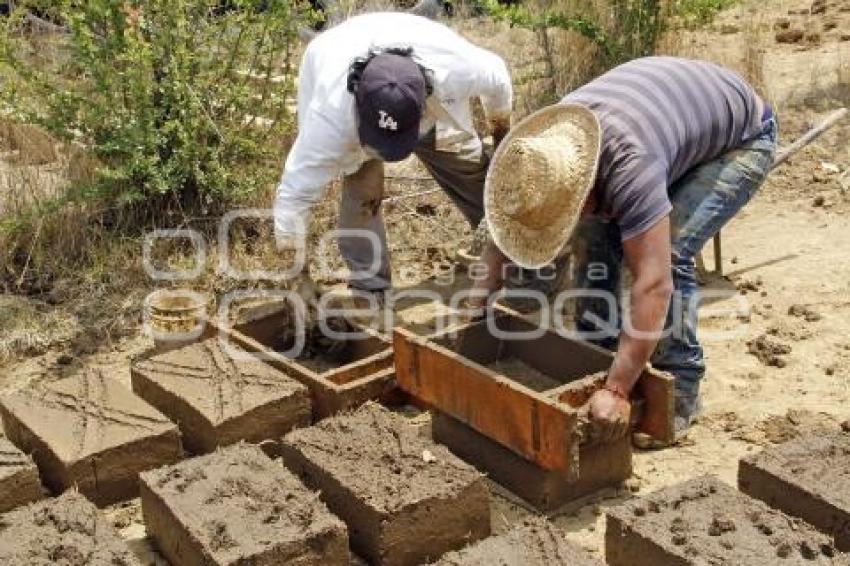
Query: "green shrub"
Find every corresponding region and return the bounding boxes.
[0,0,311,289]
[481,0,664,68]
[673,0,739,27]
[1,0,308,215]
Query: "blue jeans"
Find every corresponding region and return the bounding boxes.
[573,119,778,399]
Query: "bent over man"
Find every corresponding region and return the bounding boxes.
[472,56,777,439]
[274,12,512,296]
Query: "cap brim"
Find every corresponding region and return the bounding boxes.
[358,122,420,162]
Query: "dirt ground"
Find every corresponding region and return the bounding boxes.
[0,0,849,562]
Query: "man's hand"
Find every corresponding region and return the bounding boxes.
[588,387,631,443]
[276,233,319,322]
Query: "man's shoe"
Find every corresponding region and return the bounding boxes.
[633,393,702,449]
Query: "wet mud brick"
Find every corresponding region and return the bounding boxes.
[140,443,348,566]
[433,516,604,565]
[131,338,311,454]
[0,490,141,565]
[606,475,845,565]
[0,437,43,513]
[0,370,181,506]
[280,403,491,566]
[739,430,850,551]
[432,410,632,512]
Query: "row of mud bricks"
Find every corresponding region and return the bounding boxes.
[0,335,846,564]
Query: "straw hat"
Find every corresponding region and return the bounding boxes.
[485,103,601,269]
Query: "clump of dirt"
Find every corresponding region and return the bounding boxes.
[758,409,838,444]
[207,519,237,551]
[747,334,792,367]
[766,320,813,342]
[788,304,822,322]
[708,513,737,536]
[774,17,791,29]
[735,276,763,294]
[776,28,804,43]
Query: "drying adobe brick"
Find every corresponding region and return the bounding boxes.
[0,370,182,506]
[432,410,631,512]
[131,338,311,454]
[739,430,850,551]
[140,443,348,566]
[0,490,141,565]
[0,437,43,513]
[280,402,491,566]
[433,516,603,565]
[606,475,844,565]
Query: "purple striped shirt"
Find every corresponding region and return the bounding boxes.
[563,56,767,240]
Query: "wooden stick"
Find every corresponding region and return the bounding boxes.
[772,107,847,169]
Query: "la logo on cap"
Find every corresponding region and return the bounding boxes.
[378,110,398,131]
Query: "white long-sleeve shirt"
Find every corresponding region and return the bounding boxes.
[273,13,513,240]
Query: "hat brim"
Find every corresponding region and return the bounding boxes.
[358,121,420,162]
[485,104,601,269]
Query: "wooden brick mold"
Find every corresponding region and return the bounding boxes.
[229,306,396,418]
[393,313,675,477]
[144,303,396,419]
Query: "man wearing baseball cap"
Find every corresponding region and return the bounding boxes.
[469,56,777,442]
[274,12,512,297]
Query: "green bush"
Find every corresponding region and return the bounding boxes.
[0,0,312,290]
[673,0,739,27]
[1,0,307,215]
[481,0,664,67]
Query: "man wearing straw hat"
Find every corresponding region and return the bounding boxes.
[273,13,512,300]
[470,56,777,441]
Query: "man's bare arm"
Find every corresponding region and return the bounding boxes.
[588,215,673,439]
[609,215,674,392]
[468,240,509,310]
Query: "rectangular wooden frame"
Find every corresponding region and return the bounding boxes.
[393,313,675,474]
[144,312,396,419]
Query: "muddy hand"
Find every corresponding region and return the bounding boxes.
[588,388,631,443]
[294,273,320,326]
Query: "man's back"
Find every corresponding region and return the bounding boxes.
[564,56,767,240]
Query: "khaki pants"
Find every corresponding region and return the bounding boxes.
[339,130,489,290]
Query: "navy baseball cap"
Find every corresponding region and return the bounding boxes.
[355,53,427,162]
